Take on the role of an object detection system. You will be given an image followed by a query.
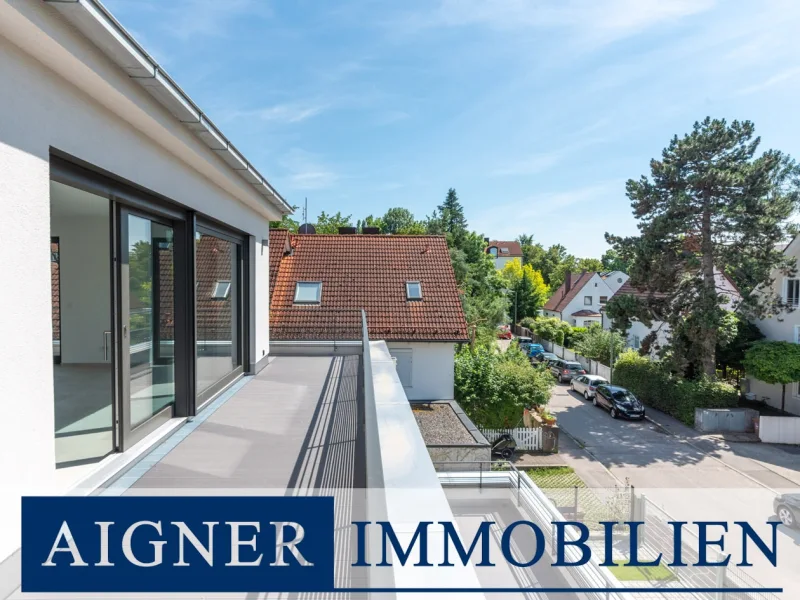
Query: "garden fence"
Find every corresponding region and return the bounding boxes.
[479,427,543,451]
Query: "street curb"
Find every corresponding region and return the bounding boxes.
[643,414,779,494]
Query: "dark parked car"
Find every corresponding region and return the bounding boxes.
[593,385,645,419]
[548,359,586,383]
[534,351,558,364]
[774,493,800,528]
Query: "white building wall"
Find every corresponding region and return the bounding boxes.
[493,256,518,270]
[602,272,629,295]
[0,2,283,561]
[387,342,456,400]
[556,274,616,326]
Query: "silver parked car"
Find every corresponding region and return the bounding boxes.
[571,375,609,400]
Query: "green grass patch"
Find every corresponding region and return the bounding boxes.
[607,562,674,582]
[525,466,585,489]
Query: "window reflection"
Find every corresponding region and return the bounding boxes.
[196,233,240,395]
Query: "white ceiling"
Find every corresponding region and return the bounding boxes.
[50,181,109,219]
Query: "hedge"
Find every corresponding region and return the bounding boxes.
[612,350,738,425]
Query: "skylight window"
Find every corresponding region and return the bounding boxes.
[406,281,422,301]
[211,280,231,299]
[294,281,322,304]
[500,247,510,254]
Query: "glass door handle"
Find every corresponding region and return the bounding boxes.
[103,330,111,361]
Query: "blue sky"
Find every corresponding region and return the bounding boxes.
[102,0,800,258]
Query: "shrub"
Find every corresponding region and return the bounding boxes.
[520,316,538,330]
[613,350,737,425]
[531,317,572,346]
[455,346,553,428]
[566,326,588,349]
[574,325,625,364]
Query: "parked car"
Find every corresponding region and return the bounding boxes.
[593,385,645,420]
[774,493,800,529]
[526,343,545,358]
[516,336,533,353]
[497,325,512,340]
[571,375,609,400]
[534,351,557,364]
[548,359,586,383]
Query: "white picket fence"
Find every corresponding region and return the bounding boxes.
[480,427,543,451]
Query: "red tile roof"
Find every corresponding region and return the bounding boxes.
[543,272,595,312]
[269,228,290,297]
[269,233,468,342]
[486,240,523,257]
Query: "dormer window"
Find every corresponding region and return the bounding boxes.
[406,281,422,301]
[488,247,498,257]
[211,280,231,299]
[294,281,322,304]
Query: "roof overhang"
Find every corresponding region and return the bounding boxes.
[42,0,292,216]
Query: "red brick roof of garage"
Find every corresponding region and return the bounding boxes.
[269,233,469,342]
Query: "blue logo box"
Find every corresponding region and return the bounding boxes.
[22,496,335,593]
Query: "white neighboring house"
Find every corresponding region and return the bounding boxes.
[542,271,627,327]
[747,235,800,415]
[268,230,469,401]
[486,240,523,270]
[603,269,742,352]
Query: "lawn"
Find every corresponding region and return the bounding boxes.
[607,562,674,582]
[525,466,631,530]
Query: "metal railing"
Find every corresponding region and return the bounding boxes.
[436,460,624,600]
[269,308,364,343]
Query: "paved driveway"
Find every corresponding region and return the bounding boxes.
[548,382,800,594]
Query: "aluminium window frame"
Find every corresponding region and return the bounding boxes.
[406,280,423,301]
[294,281,323,304]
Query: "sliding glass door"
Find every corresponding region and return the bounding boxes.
[118,207,176,449]
[195,225,244,408]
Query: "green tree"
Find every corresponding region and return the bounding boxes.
[381,207,416,234]
[601,247,631,273]
[455,345,553,428]
[715,312,764,376]
[315,211,353,234]
[530,317,572,346]
[606,117,800,377]
[356,214,384,232]
[270,205,300,232]
[743,341,800,413]
[574,324,626,365]
[431,188,468,246]
[576,257,604,272]
[499,259,548,322]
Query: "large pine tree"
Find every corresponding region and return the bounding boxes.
[607,118,799,377]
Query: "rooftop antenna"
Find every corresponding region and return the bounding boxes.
[303,197,308,225]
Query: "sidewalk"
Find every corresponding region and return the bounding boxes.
[643,406,800,489]
[512,431,622,489]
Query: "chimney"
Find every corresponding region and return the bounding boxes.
[362,227,380,235]
[484,237,490,243]
[338,226,357,235]
[565,272,572,293]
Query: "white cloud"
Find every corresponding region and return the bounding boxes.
[737,67,800,96]
[491,137,608,177]
[396,0,715,47]
[280,150,339,191]
[250,102,329,124]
